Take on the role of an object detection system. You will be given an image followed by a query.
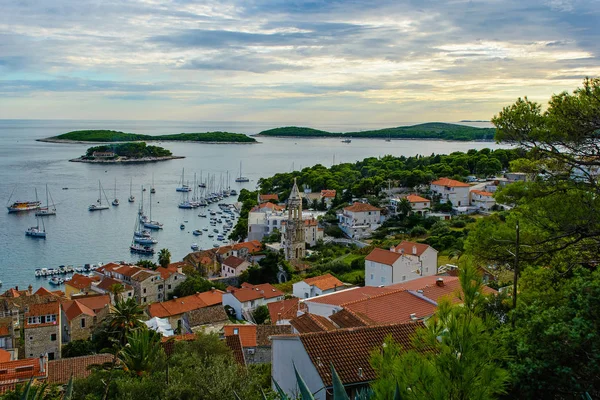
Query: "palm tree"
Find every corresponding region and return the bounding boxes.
[396,198,412,218]
[158,248,171,268]
[109,282,125,303]
[107,298,145,345]
[120,329,165,376]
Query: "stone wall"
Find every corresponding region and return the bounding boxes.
[25,324,61,360]
[243,346,271,365]
[69,314,95,341]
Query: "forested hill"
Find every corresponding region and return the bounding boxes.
[257,123,496,141]
[43,130,257,143]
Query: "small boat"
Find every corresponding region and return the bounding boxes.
[134,236,158,245]
[213,228,219,233]
[112,178,119,206]
[230,189,237,196]
[342,139,351,143]
[26,216,46,238]
[62,187,68,190]
[36,184,56,216]
[89,181,110,211]
[178,201,193,209]
[202,228,208,231]
[130,244,155,255]
[198,213,207,217]
[212,244,219,248]
[180,224,185,230]
[49,277,62,286]
[150,173,156,194]
[191,243,199,250]
[193,229,202,236]
[176,168,192,192]
[235,161,250,182]
[208,233,214,238]
[128,178,135,203]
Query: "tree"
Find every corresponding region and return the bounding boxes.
[109,282,125,303]
[171,272,226,299]
[137,259,158,270]
[395,197,412,218]
[107,298,145,346]
[252,305,270,324]
[120,329,165,376]
[157,248,171,268]
[62,339,96,358]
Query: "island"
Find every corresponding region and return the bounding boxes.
[39,130,257,143]
[70,142,185,163]
[256,122,496,141]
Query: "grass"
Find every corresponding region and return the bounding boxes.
[338,269,365,283]
[437,255,454,268]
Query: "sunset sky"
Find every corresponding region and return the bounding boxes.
[1,0,598,124]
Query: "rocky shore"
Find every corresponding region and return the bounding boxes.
[69,155,185,163]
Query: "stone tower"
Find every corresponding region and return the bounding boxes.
[284,178,305,261]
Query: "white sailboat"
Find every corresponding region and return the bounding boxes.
[133,215,157,244]
[235,161,249,182]
[150,173,156,194]
[176,168,192,192]
[89,181,110,211]
[130,217,155,255]
[35,184,56,216]
[26,216,46,238]
[143,190,163,229]
[128,178,135,203]
[112,178,119,206]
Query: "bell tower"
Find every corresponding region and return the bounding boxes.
[284,178,305,261]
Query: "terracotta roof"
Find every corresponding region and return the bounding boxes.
[256,325,292,346]
[303,274,344,292]
[320,190,336,198]
[471,189,494,197]
[113,265,138,277]
[268,298,300,323]
[224,324,257,347]
[290,313,337,333]
[259,194,279,201]
[168,261,189,269]
[186,305,229,327]
[63,301,96,322]
[148,290,224,318]
[343,290,437,324]
[228,283,283,303]
[161,334,197,356]
[304,218,319,227]
[34,287,58,297]
[225,334,246,365]
[405,194,430,203]
[365,247,402,266]
[24,302,60,328]
[329,309,369,328]
[393,241,433,257]
[47,354,113,384]
[431,177,470,188]
[131,270,156,282]
[222,255,248,269]
[67,274,100,290]
[0,358,46,392]
[252,202,286,212]
[389,275,497,304]
[96,277,133,292]
[69,295,110,315]
[306,286,393,306]
[389,275,461,291]
[343,202,381,212]
[297,322,424,387]
[232,240,263,254]
[156,265,183,280]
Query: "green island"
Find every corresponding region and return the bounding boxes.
[257,122,495,141]
[70,142,184,163]
[39,129,257,143]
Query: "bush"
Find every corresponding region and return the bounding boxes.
[450,219,467,228]
[410,225,427,237]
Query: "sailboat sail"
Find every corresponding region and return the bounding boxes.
[36,185,56,216]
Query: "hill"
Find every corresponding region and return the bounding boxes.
[42,130,257,143]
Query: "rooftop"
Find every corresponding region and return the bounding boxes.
[302,273,344,292]
[66,274,100,290]
[95,276,133,292]
[259,194,279,201]
[471,189,494,197]
[365,247,402,266]
[47,354,113,384]
[225,334,246,365]
[222,255,248,269]
[228,283,283,302]
[63,300,96,322]
[232,240,263,254]
[224,324,257,347]
[305,286,394,306]
[147,289,224,318]
[187,304,229,327]
[320,189,337,198]
[343,202,381,213]
[393,241,434,257]
[405,194,430,203]
[256,325,292,346]
[267,297,300,323]
[431,177,471,188]
[290,313,337,333]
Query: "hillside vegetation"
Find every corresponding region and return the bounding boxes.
[257,122,495,141]
[84,142,172,158]
[52,130,257,143]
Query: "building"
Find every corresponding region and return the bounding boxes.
[271,322,423,400]
[320,190,336,207]
[365,242,438,287]
[64,274,100,299]
[222,283,284,320]
[303,286,394,317]
[280,218,324,247]
[221,255,251,278]
[338,202,382,239]
[430,177,471,207]
[186,305,229,334]
[224,324,292,365]
[95,263,163,304]
[259,194,279,203]
[283,178,306,261]
[292,273,344,299]
[267,298,300,325]
[470,189,496,211]
[47,354,113,385]
[24,302,61,360]
[0,356,48,393]
[247,203,287,242]
[289,312,337,334]
[61,295,111,342]
[91,276,135,303]
[155,263,188,298]
[390,194,431,216]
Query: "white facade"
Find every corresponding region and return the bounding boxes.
[365,246,438,287]
[470,190,496,211]
[248,208,325,243]
[430,180,470,207]
[220,259,251,278]
[293,281,329,299]
[280,220,324,248]
[338,203,382,239]
[222,292,284,320]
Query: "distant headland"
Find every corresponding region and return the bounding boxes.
[38,130,257,144]
[69,142,184,163]
[254,122,496,141]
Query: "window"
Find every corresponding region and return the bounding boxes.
[29,336,33,341]
[233,328,239,335]
[402,275,406,281]
[81,318,86,328]
[143,297,147,303]
[168,284,172,290]
[128,292,132,297]
[174,276,177,280]
[370,274,374,280]
[48,352,54,361]
[143,288,147,294]
[50,333,57,341]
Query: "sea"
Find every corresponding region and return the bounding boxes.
[0,119,505,291]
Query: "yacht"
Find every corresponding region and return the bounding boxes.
[130,244,155,255]
[128,178,135,203]
[235,161,249,183]
[193,229,202,236]
[26,217,46,238]
[36,185,56,216]
[191,243,199,251]
[112,178,119,206]
[176,168,192,192]
[89,181,110,211]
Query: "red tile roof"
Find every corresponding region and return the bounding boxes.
[224,324,257,347]
[329,309,369,328]
[303,274,344,291]
[389,275,498,304]
[71,295,111,314]
[259,194,279,201]
[0,350,10,363]
[63,300,95,322]
[343,290,437,324]
[228,283,283,302]
[0,325,9,337]
[365,247,402,266]
[256,325,292,346]
[67,274,100,290]
[34,287,59,297]
[306,286,394,306]
[343,202,381,213]
[471,189,494,197]
[405,194,430,203]
[290,313,337,333]
[0,358,46,392]
[393,241,433,257]
[297,322,424,387]
[222,255,248,269]
[96,277,133,292]
[47,354,113,384]
[156,265,183,280]
[431,177,470,188]
[320,190,336,198]
[225,334,246,365]
[24,302,60,328]
[268,298,300,323]
[232,240,263,254]
[252,202,286,212]
[147,290,224,318]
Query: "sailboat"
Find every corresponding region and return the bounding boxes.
[133,215,157,245]
[7,186,41,213]
[128,178,135,203]
[150,173,156,194]
[26,216,46,238]
[235,161,249,182]
[176,168,192,192]
[89,181,110,211]
[130,217,155,255]
[385,132,391,142]
[112,178,119,206]
[143,190,163,229]
[36,185,56,216]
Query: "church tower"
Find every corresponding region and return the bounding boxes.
[284,178,305,261]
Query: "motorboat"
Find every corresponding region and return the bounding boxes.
[130,244,155,255]
[191,243,199,250]
[193,230,202,236]
[180,224,185,230]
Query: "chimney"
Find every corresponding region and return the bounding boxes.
[409,313,417,321]
[412,245,417,255]
[28,285,33,295]
[436,278,444,287]
[39,354,46,373]
[358,367,364,378]
[389,247,395,253]
[399,248,404,254]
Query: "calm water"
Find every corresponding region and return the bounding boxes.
[0,119,505,290]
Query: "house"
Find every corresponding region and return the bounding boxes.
[47,354,113,384]
[64,274,100,299]
[390,194,431,216]
[24,302,61,360]
[61,295,111,342]
[338,202,382,239]
[365,241,438,287]
[224,324,292,365]
[289,312,337,334]
[470,189,496,210]
[221,255,251,278]
[280,218,324,247]
[259,194,279,203]
[95,263,163,304]
[248,201,325,243]
[186,304,229,334]
[430,177,471,207]
[303,286,394,317]
[292,273,344,299]
[0,356,48,394]
[320,190,336,207]
[271,322,423,400]
[156,263,187,298]
[267,298,300,325]
[0,320,15,360]
[184,242,262,276]
[91,276,135,303]
[222,283,284,320]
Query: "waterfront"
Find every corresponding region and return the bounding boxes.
[0,119,507,290]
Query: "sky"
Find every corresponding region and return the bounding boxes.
[0,0,599,124]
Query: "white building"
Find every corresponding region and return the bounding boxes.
[222,283,285,320]
[430,178,471,207]
[220,255,251,278]
[364,241,438,287]
[390,194,431,216]
[470,190,496,211]
[280,218,324,247]
[338,202,382,239]
[248,203,324,244]
[292,273,344,299]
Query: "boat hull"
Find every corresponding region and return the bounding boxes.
[8,201,41,213]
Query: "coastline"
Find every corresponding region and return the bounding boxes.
[252,134,495,142]
[69,155,185,163]
[38,138,258,145]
